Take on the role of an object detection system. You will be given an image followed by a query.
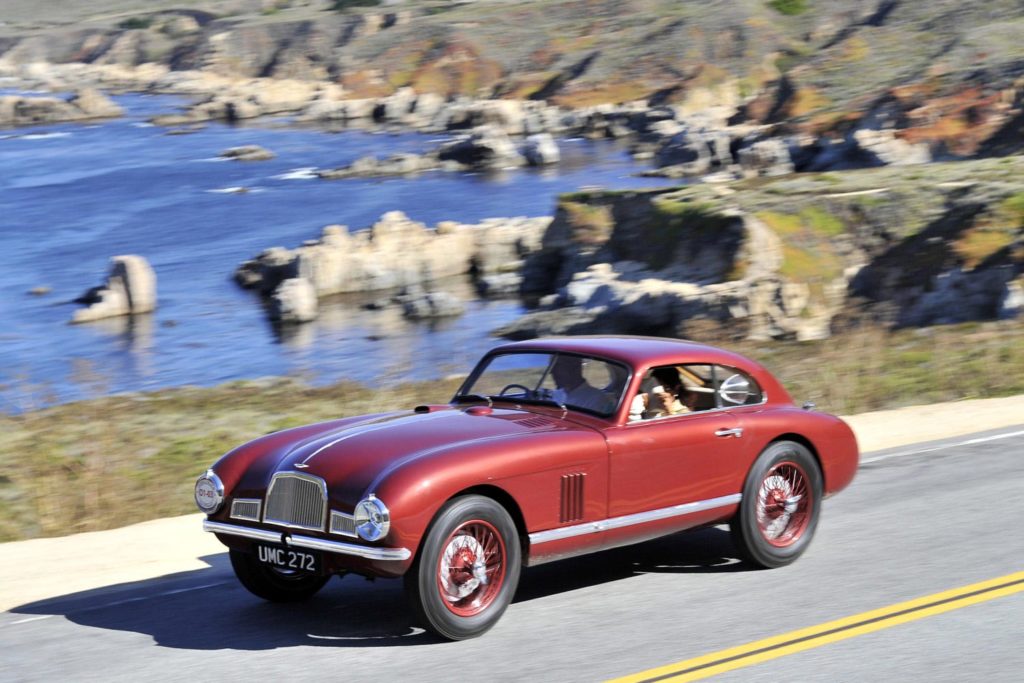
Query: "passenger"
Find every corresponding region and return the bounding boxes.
[643,367,691,419]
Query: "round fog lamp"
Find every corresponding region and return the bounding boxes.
[194,470,224,514]
[354,496,390,541]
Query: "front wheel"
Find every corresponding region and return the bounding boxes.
[405,495,521,640]
[229,549,330,602]
[730,440,823,569]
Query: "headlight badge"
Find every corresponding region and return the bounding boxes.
[194,469,224,514]
[354,495,390,542]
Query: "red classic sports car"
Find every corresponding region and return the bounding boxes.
[196,336,858,639]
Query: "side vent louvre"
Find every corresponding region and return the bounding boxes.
[560,473,586,523]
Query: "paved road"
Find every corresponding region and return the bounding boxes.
[2,428,1022,682]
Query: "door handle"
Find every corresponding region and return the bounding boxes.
[715,428,743,438]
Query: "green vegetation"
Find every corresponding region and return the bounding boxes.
[732,320,1024,418]
[767,0,809,17]
[117,16,152,30]
[2,320,1021,542]
[330,0,381,11]
[1002,192,1024,226]
[646,197,735,269]
[561,201,615,246]
[756,210,845,297]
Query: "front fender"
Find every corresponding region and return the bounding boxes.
[373,428,610,566]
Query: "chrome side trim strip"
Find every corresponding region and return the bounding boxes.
[528,493,742,545]
[203,520,411,561]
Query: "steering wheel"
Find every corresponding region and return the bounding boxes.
[498,383,532,397]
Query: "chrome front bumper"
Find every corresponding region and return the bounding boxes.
[203,520,411,561]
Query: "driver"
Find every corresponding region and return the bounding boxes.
[548,355,612,413]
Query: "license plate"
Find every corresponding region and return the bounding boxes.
[255,544,321,573]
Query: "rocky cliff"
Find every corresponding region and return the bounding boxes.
[500,156,1024,340]
[2,1,1022,160]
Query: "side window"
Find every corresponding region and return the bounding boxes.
[714,366,764,406]
[628,364,716,421]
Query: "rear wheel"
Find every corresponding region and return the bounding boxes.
[405,495,521,640]
[730,440,822,568]
[229,549,330,602]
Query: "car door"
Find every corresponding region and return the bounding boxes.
[605,406,744,519]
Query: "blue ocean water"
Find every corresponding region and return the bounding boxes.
[0,93,676,409]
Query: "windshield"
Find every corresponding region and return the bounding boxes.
[455,352,629,417]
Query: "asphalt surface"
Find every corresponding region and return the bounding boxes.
[2,427,1022,682]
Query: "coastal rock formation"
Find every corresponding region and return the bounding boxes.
[504,157,1024,340]
[220,145,275,161]
[504,201,842,342]
[72,255,157,324]
[438,126,525,169]
[317,134,562,180]
[0,88,123,127]
[317,152,441,180]
[235,212,551,309]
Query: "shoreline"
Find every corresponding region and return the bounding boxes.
[2,393,1022,612]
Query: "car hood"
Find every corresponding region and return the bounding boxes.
[232,405,589,508]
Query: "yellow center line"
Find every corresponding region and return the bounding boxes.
[609,571,1024,683]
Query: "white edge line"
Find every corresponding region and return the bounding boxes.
[7,615,54,626]
[2,581,230,626]
[861,429,1024,465]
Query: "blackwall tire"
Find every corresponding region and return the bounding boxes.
[405,495,521,640]
[229,549,330,602]
[729,440,823,569]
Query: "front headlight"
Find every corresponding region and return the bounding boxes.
[194,469,224,514]
[354,495,390,541]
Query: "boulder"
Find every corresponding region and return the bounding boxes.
[737,138,794,177]
[520,134,561,166]
[69,88,124,119]
[654,124,733,173]
[72,255,156,324]
[220,145,275,161]
[375,86,417,122]
[437,125,525,169]
[805,128,932,171]
[401,290,466,319]
[270,277,318,324]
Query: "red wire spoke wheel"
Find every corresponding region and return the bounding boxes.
[406,495,521,640]
[731,441,823,568]
[436,520,507,617]
[755,461,813,547]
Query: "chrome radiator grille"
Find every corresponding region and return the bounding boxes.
[264,473,327,531]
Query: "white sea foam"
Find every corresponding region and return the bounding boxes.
[206,186,266,194]
[19,132,72,141]
[193,156,232,163]
[131,122,156,128]
[273,167,318,180]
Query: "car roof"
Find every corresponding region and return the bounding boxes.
[491,335,761,372]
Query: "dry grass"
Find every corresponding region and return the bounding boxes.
[2,320,1021,542]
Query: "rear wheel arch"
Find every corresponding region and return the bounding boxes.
[768,432,824,491]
